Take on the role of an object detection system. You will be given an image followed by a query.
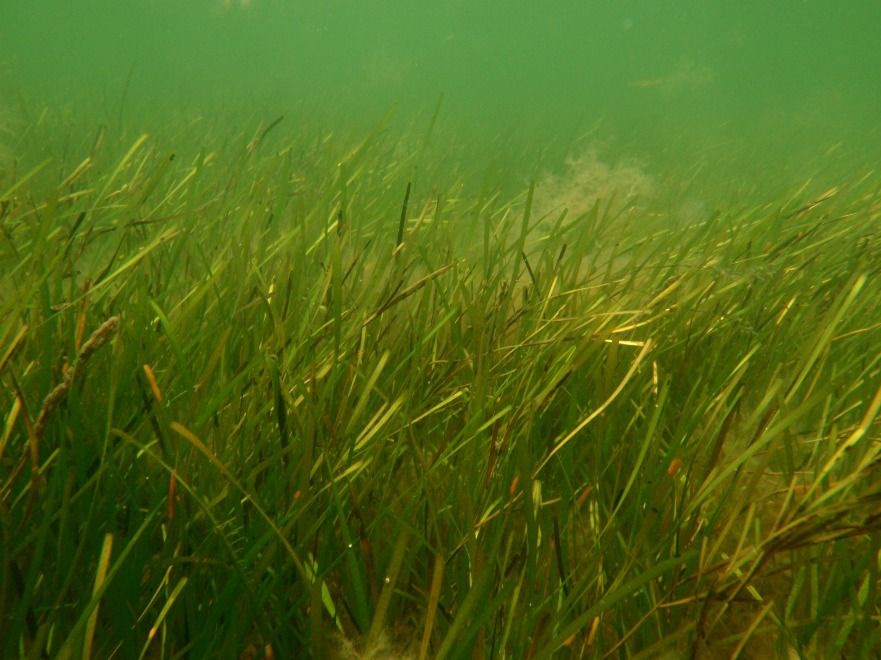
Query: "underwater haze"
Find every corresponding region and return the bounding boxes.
[3,0,881,175]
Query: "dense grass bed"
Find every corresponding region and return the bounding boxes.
[2,111,881,658]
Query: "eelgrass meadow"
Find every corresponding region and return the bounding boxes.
[2,103,881,658]
[3,2,881,657]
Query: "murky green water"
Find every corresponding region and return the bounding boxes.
[3,1,880,189]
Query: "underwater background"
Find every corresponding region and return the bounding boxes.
[3,0,880,188]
